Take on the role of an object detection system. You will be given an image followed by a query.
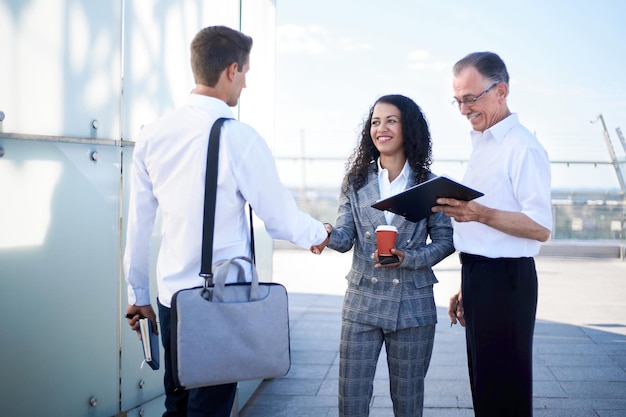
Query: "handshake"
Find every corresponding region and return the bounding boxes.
[310,223,333,255]
[310,223,403,268]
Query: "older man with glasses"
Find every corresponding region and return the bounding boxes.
[433,52,552,417]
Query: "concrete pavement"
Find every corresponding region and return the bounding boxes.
[239,249,626,417]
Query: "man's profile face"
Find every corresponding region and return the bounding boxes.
[227,60,249,107]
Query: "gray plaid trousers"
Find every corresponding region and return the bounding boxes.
[338,320,435,417]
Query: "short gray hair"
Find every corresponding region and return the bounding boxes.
[453,52,509,85]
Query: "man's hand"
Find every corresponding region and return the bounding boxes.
[311,223,332,255]
[310,239,328,254]
[448,289,465,327]
[432,198,484,223]
[433,197,551,242]
[125,304,158,338]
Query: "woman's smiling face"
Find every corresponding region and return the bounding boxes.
[370,102,404,157]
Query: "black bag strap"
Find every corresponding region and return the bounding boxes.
[200,117,255,286]
[249,207,256,264]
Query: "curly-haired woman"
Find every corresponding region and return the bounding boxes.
[313,94,454,417]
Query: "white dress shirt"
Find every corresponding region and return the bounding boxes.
[377,158,410,225]
[453,113,552,258]
[124,94,327,307]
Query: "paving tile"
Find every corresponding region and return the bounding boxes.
[424,395,464,408]
[609,354,626,368]
[429,354,468,367]
[424,379,472,407]
[256,378,319,396]
[289,337,337,351]
[371,379,392,396]
[239,403,334,417]
[538,353,617,366]
[603,344,626,354]
[291,349,339,366]
[532,365,557,381]
[290,348,338,365]
[431,340,468,364]
[370,395,392,408]
[533,380,568,398]
[549,366,626,381]
[597,411,626,417]
[293,309,342,322]
[243,393,337,408]
[426,365,469,380]
[327,363,339,377]
[539,397,626,410]
[581,327,626,344]
[533,409,600,417]
[422,410,475,417]
[535,342,607,355]
[286,394,337,407]
[317,378,337,396]
[534,333,595,345]
[535,321,590,338]
[290,327,340,343]
[325,409,339,417]
[283,363,332,380]
[559,381,626,399]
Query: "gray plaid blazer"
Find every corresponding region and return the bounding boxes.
[328,168,454,331]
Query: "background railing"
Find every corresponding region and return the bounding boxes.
[274,157,626,244]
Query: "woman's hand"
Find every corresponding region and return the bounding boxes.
[374,248,404,268]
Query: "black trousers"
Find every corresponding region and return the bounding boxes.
[158,300,237,417]
[460,253,538,417]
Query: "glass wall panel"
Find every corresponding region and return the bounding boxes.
[0,0,122,139]
[0,137,121,417]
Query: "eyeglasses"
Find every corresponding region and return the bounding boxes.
[451,82,499,108]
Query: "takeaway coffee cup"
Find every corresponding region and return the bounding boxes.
[376,225,397,256]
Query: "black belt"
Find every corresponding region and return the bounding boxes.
[459,252,530,264]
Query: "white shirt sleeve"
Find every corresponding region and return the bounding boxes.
[223,123,327,248]
[123,138,158,306]
[512,144,553,230]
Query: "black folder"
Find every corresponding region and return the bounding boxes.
[371,175,484,223]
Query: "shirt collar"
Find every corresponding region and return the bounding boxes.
[377,158,411,182]
[471,113,519,146]
[187,94,235,119]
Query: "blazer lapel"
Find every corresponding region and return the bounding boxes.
[391,176,420,231]
[359,170,387,227]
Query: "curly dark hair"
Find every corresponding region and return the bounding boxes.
[342,94,432,193]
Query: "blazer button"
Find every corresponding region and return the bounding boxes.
[392,279,400,286]
[365,231,372,238]
[371,277,378,284]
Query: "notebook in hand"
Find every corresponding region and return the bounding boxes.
[139,318,160,370]
[371,175,483,223]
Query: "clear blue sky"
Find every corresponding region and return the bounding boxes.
[271,1,626,190]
